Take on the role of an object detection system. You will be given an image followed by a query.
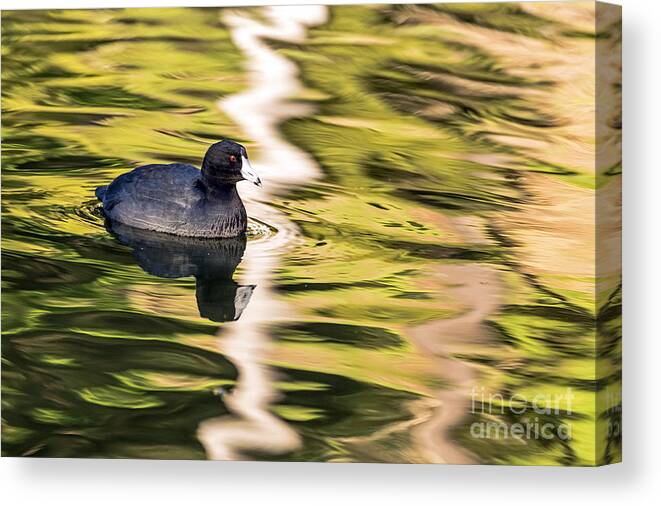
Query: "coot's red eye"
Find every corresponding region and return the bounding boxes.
[229,155,237,163]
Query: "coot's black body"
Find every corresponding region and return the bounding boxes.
[96,140,261,238]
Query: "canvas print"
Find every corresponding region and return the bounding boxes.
[1,2,621,465]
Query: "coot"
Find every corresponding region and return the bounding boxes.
[96,140,261,238]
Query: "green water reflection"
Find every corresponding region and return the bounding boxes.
[2,4,621,464]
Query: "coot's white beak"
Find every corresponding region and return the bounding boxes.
[240,156,261,187]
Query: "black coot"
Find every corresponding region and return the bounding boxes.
[96,140,261,238]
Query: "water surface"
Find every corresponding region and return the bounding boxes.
[2,3,621,465]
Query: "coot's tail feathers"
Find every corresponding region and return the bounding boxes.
[95,185,108,202]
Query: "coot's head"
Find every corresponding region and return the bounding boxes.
[201,140,261,187]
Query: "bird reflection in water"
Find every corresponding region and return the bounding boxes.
[107,220,255,322]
